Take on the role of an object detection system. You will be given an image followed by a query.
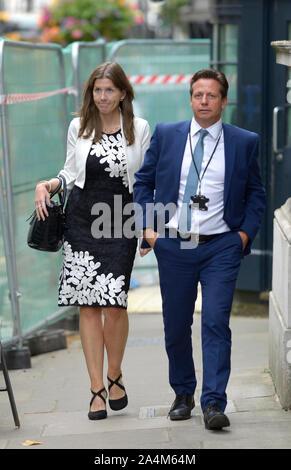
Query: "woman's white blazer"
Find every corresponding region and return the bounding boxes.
[58,114,151,194]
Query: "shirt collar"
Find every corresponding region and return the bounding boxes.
[190,117,222,140]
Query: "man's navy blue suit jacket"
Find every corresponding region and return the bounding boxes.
[133,120,266,256]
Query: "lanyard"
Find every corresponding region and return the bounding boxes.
[188,128,222,195]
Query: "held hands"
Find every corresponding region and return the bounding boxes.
[139,228,160,257]
[139,238,152,257]
[139,228,160,258]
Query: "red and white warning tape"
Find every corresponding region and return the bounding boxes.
[0,86,75,105]
[127,74,192,85]
[0,75,192,105]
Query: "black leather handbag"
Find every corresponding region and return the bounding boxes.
[27,175,67,252]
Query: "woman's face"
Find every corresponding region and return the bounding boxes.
[92,78,126,116]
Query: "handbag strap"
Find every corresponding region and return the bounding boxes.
[26,176,67,222]
[58,174,67,203]
[50,178,62,199]
[53,175,67,208]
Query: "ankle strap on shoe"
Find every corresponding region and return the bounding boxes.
[90,387,107,407]
[107,374,125,392]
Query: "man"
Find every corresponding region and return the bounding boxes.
[133,69,266,430]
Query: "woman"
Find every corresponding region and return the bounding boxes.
[35,62,151,420]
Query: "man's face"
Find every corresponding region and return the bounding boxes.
[190,78,227,128]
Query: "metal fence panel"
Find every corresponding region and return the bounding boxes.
[0,169,14,341]
[64,39,106,113]
[108,39,210,129]
[0,40,71,341]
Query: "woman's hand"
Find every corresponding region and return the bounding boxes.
[35,182,51,221]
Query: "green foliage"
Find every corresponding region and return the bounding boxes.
[39,0,144,45]
[159,0,189,26]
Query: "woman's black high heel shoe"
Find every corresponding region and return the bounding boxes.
[88,387,107,420]
[107,374,128,411]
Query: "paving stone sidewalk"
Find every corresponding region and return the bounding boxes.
[0,286,291,450]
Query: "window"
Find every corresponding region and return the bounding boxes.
[211,23,238,125]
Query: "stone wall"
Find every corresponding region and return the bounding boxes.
[269,198,291,409]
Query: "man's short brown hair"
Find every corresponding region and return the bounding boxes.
[190,69,229,99]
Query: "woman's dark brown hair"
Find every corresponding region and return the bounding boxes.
[78,62,135,145]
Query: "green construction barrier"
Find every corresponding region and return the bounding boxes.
[0,210,13,340]
[0,38,211,342]
[63,39,106,114]
[0,39,70,340]
[107,39,210,130]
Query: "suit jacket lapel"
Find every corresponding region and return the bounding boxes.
[165,120,191,202]
[174,120,191,187]
[223,123,236,205]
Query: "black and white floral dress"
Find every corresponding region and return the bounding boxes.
[58,130,137,308]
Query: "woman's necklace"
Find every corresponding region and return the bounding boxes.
[102,123,121,134]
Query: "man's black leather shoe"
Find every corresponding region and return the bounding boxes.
[168,394,195,421]
[203,403,230,430]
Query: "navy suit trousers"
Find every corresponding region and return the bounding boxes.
[153,230,243,412]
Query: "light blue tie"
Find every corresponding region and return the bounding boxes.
[178,129,208,234]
